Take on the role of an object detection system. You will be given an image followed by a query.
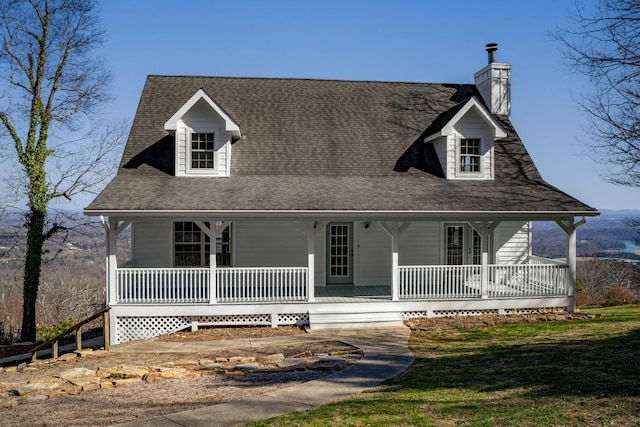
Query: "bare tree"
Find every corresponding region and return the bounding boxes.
[0,0,120,342]
[556,0,640,187]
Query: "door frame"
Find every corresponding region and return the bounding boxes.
[326,222,354,285]
[443,223,485,265]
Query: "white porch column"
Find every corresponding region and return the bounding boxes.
[100,216,118,306]
[556,217,586,312]
[391,224,399,301]
[195,220,227,304]
[306,222,315,302]
[100,216,131,306]
[379,222,409,301]
[480,221,490,299]
[470,220,500,299]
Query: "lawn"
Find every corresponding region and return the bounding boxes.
[248,305,640,426]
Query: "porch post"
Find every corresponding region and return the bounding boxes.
[391,224,399,301]
[556,217,586,313]
[378,221,409,301]
[209,242,217,305]
[481,221,489,299]
[104,217,118,306]
[195,220,218,304]
[307,222,315,302]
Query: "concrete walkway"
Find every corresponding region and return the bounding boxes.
[113,327,414,427]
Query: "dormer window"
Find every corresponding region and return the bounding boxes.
[191,132,215,170]
[164,88,241,178]
[459,138,481,173]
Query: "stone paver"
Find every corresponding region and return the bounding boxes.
[112,327,413,427]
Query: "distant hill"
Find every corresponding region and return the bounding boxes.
[533,210,640,260]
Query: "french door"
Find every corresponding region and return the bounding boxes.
[445,224,481,266]
[326,223,353,284]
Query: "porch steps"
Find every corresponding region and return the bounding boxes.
[308,306,404,330]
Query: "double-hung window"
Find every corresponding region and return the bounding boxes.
[191,133,215,170]
[174,222,231,267]
[459,138,481,173]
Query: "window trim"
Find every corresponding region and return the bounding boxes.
[173,221,232,268]
[458,137,482,175]
[187,131,217,174]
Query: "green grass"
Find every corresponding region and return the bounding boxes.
[248,305,640,426]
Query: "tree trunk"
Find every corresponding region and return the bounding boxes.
[20,208,46,342]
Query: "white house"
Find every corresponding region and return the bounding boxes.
[85,44,598,344]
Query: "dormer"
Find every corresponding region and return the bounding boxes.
[164,88,241,177]
[424,97,507,180]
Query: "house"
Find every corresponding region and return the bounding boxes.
[85,44,598,344]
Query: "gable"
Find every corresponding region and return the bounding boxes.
[424,98,507,180]
[164,88,240,177]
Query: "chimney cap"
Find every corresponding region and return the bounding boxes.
[486,43,498,64]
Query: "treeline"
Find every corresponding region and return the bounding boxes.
[532,217,640,259]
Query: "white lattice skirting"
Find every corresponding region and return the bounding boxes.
[401,306,567,319]
[115,313,310,344]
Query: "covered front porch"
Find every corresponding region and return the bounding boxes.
[100,215,584,343]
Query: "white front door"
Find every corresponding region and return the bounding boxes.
[326,222,353,284]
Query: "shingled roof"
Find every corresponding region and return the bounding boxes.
[85,76,597,218]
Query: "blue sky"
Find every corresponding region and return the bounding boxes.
[94,0,640,211]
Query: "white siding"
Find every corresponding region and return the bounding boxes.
[315,225,326,286]
[176,127,187,176]
[398,222,440,265]
[234,221,307,267]
[432,136,448,177]
[356,222,391,285]
[132,220,172,267]
[495,221,530,265]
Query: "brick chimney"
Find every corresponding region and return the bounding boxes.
[474,43,511,116]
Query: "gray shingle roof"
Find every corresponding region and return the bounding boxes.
[86,76,597,217]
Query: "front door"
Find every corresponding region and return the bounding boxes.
[326,222,353,284]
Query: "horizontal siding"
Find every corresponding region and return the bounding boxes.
[176,128,186,176]
[234,221,307,267]
[356,222,391,285]
[398,222,440,265]
[495,221,530,265]
[133,220,172,267]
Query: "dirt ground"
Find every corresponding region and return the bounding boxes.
[0,326,357,426]
[0,314,597,426]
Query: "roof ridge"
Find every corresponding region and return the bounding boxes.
[145,74,473,87]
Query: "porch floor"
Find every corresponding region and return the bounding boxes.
[314,285,391,302]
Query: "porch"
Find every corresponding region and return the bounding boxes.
[100,217,582,343]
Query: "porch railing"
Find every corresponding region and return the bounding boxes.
[117,268,210,303]
[399,265,482,299]
[487,264,567,297]
[216,267,308,302]
[399,262,568,299]
[116,266,308,304]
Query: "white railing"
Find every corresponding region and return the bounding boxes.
[399,265,482,299]
[528,255,566,266]
[217,267,308,303]
[117,268,210,303]
[116,266,308,304]
[488,264,567,297]
[399,263,568,299]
